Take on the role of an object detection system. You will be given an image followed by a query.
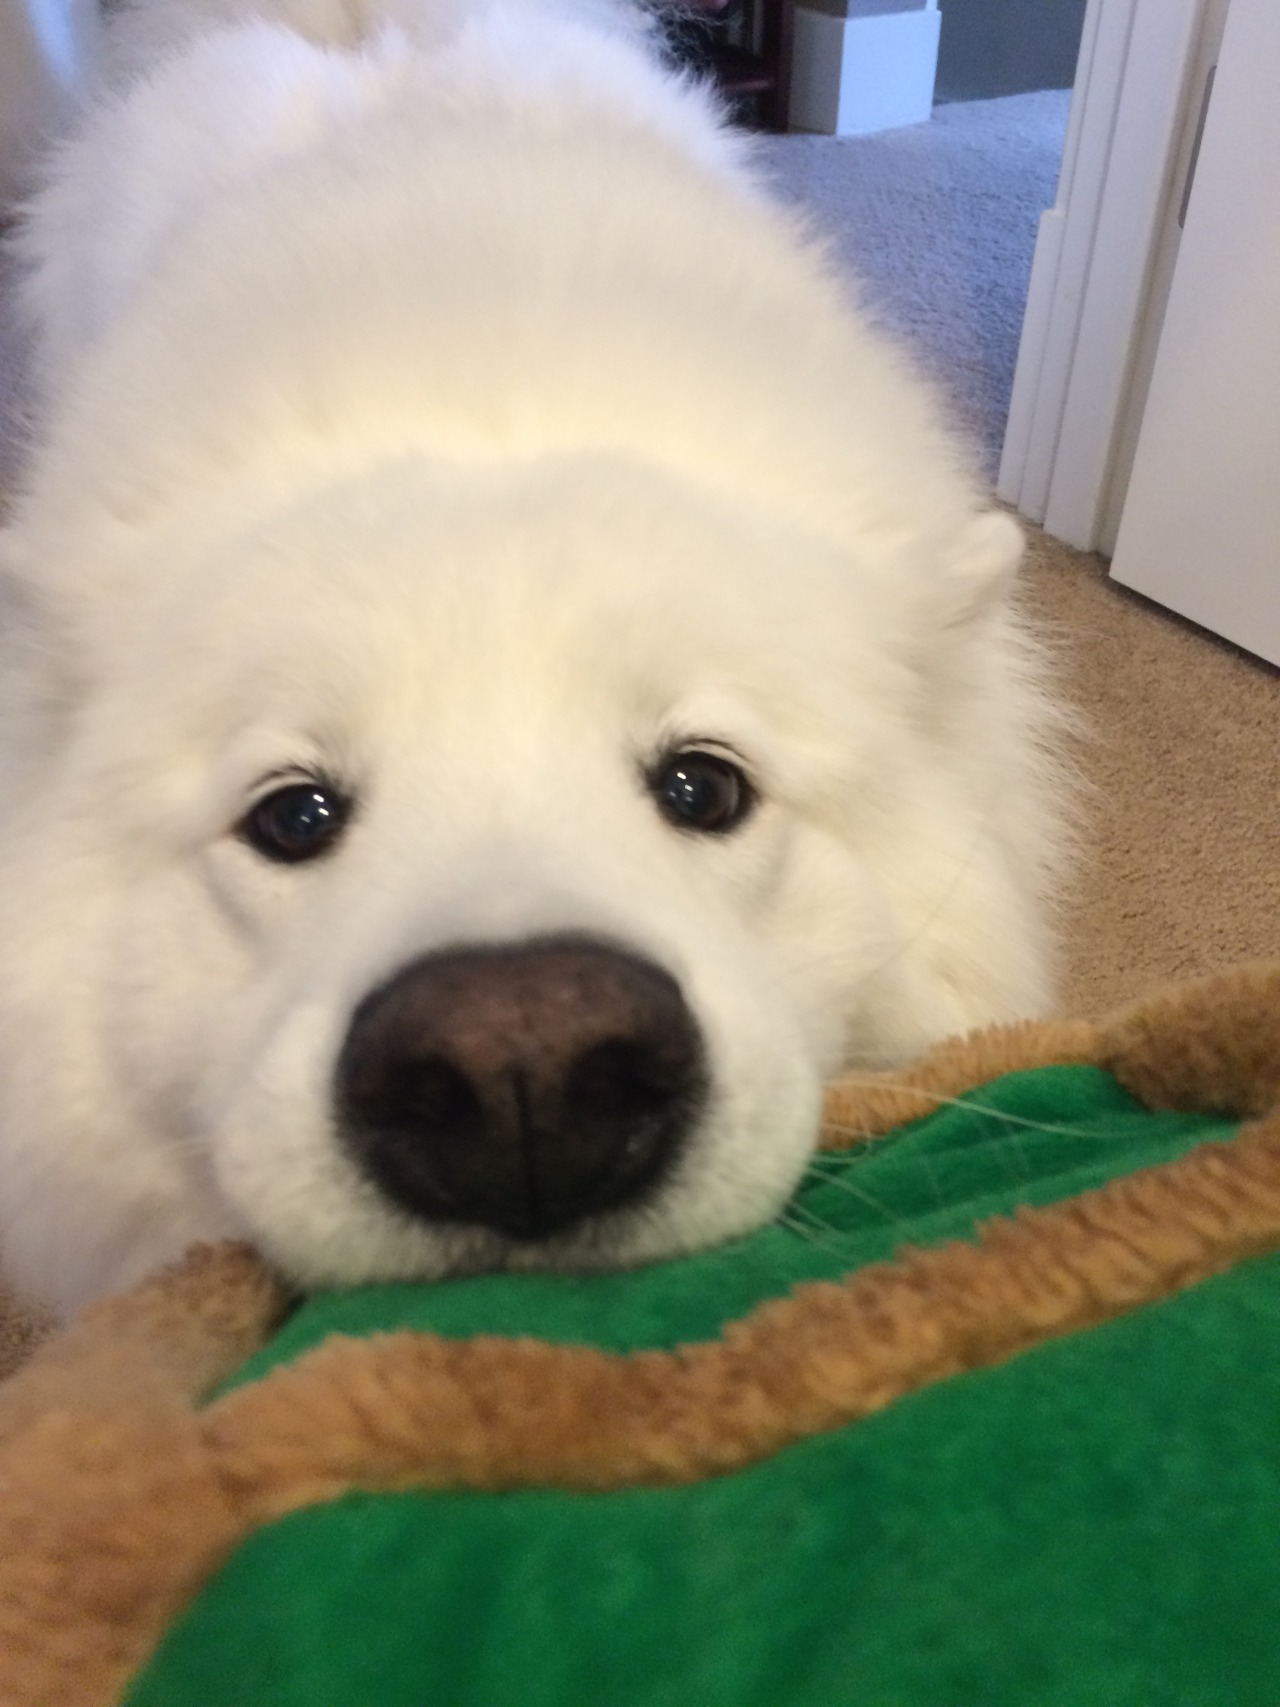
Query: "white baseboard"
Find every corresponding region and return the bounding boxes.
[789,8,941,137]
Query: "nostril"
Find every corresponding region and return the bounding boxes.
[384,1057,483,1139]
[556,1034,699,1211]
[346,1056,489,1220]
[565,1038,693,1140]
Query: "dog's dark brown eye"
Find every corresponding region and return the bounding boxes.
[239,782,351,863]
[652,749,754,835]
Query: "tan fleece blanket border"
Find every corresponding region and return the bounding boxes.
[2,962,1279,1707]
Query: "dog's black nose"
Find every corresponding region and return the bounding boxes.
[336,937,705,1241]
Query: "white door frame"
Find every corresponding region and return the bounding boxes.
[997,0,1226,553]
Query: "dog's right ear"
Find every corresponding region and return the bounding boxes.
[934,508,1024,635]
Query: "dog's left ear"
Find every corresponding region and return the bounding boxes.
[937,509,1024,633]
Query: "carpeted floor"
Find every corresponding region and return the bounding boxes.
[1,90,1277,1372]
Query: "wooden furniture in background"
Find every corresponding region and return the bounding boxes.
[673,0,795,131]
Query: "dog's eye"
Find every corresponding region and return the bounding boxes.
[651,749,754,835]
[238,782,352,863]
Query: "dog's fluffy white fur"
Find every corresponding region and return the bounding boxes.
[0,0,1066,1315]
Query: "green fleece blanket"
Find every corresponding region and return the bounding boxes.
[126,1064,1280,1706]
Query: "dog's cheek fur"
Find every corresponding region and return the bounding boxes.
[0,814,247,1315]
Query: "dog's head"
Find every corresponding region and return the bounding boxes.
[0,451,1042,1307]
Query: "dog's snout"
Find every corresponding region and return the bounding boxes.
[336,938,705,1240]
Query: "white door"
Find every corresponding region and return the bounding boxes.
[1107,0,1280,667]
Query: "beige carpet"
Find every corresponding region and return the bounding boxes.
[1020,530,1279,1011]
[1,95,1277,1377]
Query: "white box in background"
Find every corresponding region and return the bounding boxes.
[789,0,941,136]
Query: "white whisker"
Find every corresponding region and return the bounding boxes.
[823,1079,1108,1146]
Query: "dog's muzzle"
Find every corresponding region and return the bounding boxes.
[335,936,706,1241]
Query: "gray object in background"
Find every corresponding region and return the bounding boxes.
[934,0,1087,104]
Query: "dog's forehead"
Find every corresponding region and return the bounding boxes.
[73,455,914,813]
[157,457,887,708]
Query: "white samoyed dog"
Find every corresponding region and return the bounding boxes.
[0,0,1067,1317]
